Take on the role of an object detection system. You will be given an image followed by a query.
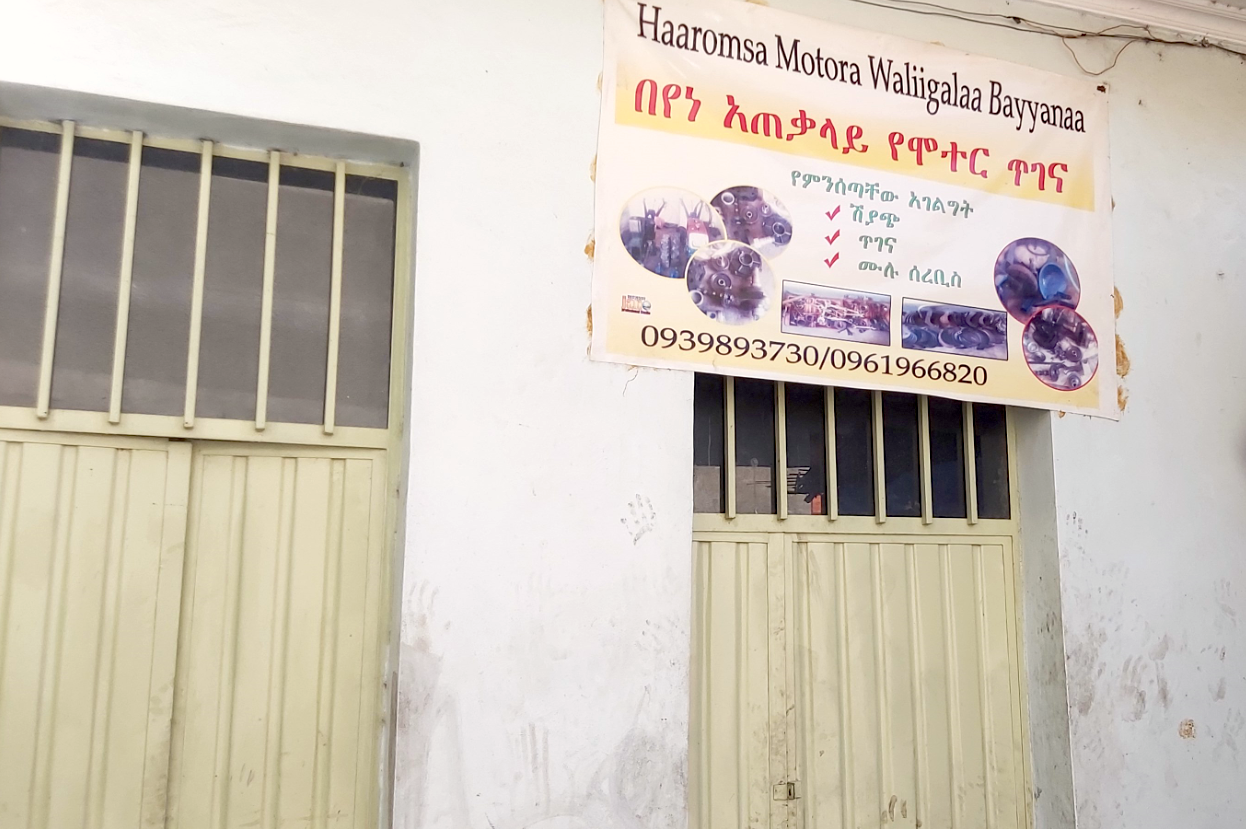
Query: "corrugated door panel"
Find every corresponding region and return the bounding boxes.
[0,433,189,829]
[690,538,780,829]
[791,540,842,829]
[978,543,1025,829]
[792,539,1024,829]
[167,448,387,829]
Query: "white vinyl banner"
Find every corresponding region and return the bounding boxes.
[591,0,1116,417]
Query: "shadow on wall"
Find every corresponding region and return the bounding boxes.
[395,585,687,829]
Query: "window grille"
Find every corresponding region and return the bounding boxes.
[694,375,1013,525]
[0,117,406,448]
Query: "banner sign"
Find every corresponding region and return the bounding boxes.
[591,0,1115,417]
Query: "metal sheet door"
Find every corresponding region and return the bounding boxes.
[690,535,797,829]
[792,538,1026,829]
[0,430,191,829]
[693,534,1028,829]
[166,444,389,829]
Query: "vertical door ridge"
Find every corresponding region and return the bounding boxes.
[28,444,76,829]
[84,448,133,829]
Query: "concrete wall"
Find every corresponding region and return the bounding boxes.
[3,0,1245,827]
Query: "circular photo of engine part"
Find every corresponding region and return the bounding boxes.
[1022,306,1099,391]
[686,240,773,326]
[619,188,727,279]
[993,237,1082,323]
[710,185,793,258]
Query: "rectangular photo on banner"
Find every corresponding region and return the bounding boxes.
[781,282,891,346]
[900,298,1008,360]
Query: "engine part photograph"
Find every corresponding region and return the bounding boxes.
[619,188,726,279]
[710,185,793,258]
[1022,305,1099,390]
[685,240,773,325]
[901,299,1008,360]
[993,236,1082,322]
[780,281,891,345]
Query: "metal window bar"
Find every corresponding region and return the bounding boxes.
[918,395,934,525]
[183,140,213,428]
[725,377,737,520]
[824,387,839,521]
[871,390,886,524]
[775,381,788,521]
[323,161,346,435]
[35,121,75,419]
[963,400,980,525]
[107,130,143,424]
[255,150,281,431]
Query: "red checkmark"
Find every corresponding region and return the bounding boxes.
[825,230,840,247]
[824,253,840,269]
[826,206,841,222]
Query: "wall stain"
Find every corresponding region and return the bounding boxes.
[395,584,473,829]
[585,235,596,261]
[1066,622,1107,716]
[1120,657,1148,721]
[586,305,593,336]
[397,602,687,829]
[621,494,656,544]
[590,155,597,182]
[596,72,603,92]
[1156,662,1172,711]
[1214,677,1227,701]
[1113,287,1124,318]
[1117,386,1129,412]
[1115,337,1130,378]
[1214,578,1237,627]
[1219,709,1244,759]
[1179,718,1197,739]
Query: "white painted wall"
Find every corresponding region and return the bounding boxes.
[2,0,1244,828]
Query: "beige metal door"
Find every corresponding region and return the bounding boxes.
[0,115,410,829]
[692,533,1027,829]
[0,431,190,829]
[792,536,1025,829]
[691,534,797,829]
[166,443,390,829]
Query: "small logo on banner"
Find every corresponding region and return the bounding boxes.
[621,295,652,315]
